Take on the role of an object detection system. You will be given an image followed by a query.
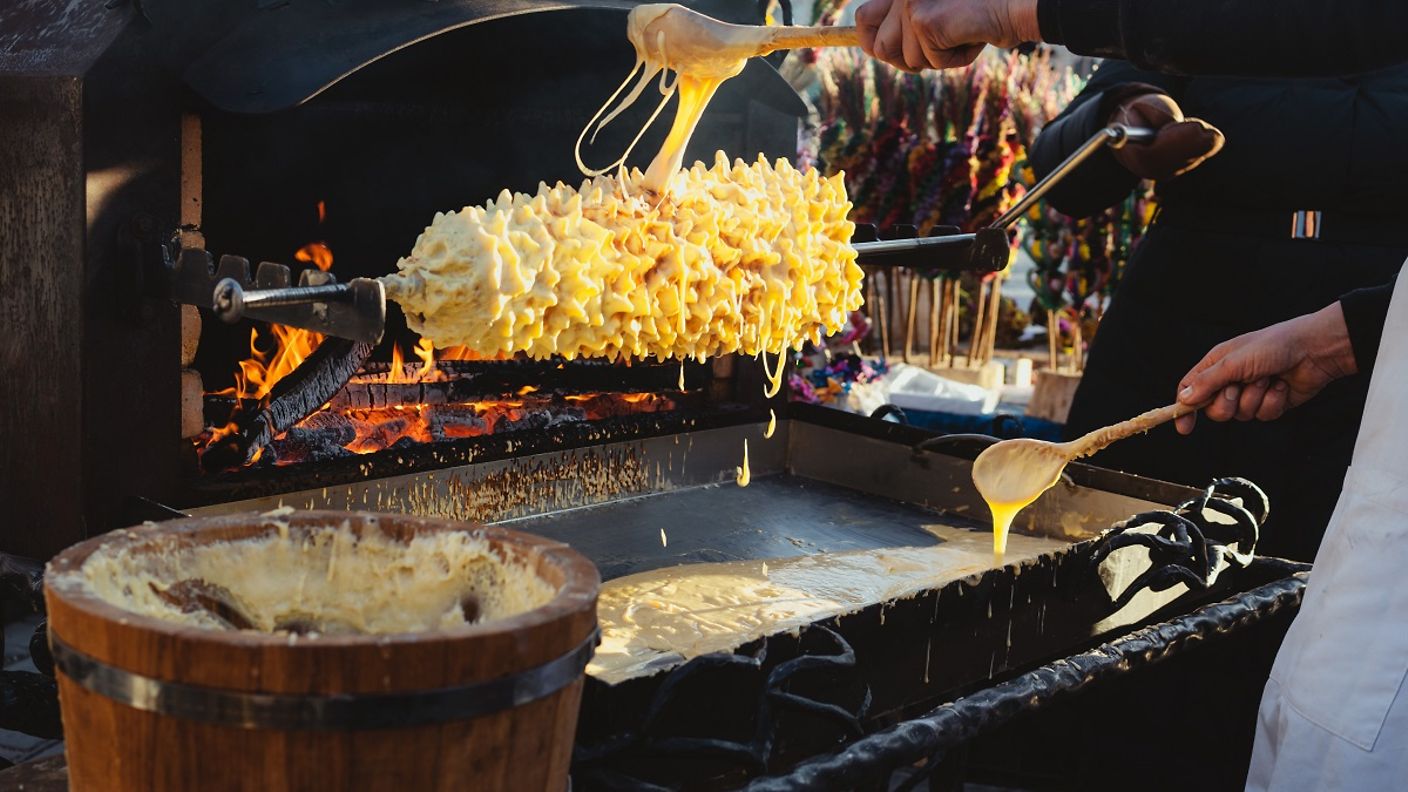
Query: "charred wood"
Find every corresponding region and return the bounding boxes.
[428,406,489,440]
[200,338,373,472]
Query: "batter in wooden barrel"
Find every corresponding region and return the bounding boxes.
[54,516,556,635]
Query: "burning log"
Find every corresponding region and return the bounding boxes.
[200,337,374,472]
[291,410,359,440]
[355,415,418,451]
[495,410,561,435]
[428,406,489,440]
[271,411,359,464]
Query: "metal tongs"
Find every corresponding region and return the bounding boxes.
[170,124,1154,343]
[850,123,1155,273]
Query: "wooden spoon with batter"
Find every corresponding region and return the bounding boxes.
[605,4,860,194]
[971,402,1203,555]
[631,3,859,72]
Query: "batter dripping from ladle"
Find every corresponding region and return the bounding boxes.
[972,402,1204,555]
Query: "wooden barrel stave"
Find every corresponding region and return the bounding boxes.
[45,511,598,792]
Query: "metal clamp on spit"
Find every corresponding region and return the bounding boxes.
[166,124,1151,344]
[169,247,387,344]
[851,123,1156,274]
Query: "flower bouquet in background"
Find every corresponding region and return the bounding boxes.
[788,353,889,409]
[804,47,1085,372]
[1021,173,1157,372]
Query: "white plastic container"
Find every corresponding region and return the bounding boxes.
[884,364,1000,416]
[1014,358,1034,388]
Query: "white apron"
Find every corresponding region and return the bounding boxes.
[1247,271,1408,791]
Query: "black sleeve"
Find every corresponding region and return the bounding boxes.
[1028,61,1179,217]
[1038,0,1408,77]
[1340,279,1395,375]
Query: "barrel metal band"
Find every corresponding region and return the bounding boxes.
[51,629,599,731]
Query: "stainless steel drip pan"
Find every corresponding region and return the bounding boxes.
[189,412,1175,579]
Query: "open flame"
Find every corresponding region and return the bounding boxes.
[203,337,682,468]
[294,242,334,272]
[196,202,683,471]
[295,201,334,271]
[217,227,334,402]
[385,338,441,384]
[218,323,325,402]
[414,338,436,380]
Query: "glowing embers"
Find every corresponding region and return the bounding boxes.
[194,318,691,473]
[265,387,678,467]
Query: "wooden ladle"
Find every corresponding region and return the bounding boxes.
[971,403,1201,553]
[630,3,859,76]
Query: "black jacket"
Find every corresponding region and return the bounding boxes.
[1026,62,1408,559]
[1037,0,1408,370]
[1039,0,1408,78]
[1029,60,1408,372]
[1031,62,1408,219]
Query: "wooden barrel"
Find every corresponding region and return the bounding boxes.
[43,511,599,792]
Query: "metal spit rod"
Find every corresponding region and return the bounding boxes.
[192,124,1155,336]
[212,278,351,320]
[171,249,387,343]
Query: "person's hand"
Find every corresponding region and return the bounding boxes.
[1174,302,1358,435]
[1109,90,1225,180]
[855,0,1041,72]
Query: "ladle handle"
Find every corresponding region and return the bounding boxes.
[1066,402,1201,460]
[761,25,860,53]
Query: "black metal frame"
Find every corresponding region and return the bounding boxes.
[567,475,1290,790]
[744,563,1306,791]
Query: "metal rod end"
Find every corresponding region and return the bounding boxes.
[211,278,245,323]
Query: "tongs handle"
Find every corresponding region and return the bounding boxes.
[849,124,1154,275]
[851,228,1010,274]
[211,278,351,323]
[989,124,1156,231]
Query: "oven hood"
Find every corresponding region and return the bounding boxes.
[137,0,808,117]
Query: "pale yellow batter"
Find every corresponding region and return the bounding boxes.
[383,154,862,362]
[970,440,1069,557]
[385,5,864,365]
[971,403,1195,556]
[55,518,556,635]
[578,4,769,195]
[736,438,751,486]
[588,524,1071,684]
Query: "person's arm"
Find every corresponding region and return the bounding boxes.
[1171,278,1398,433]
[1038,0,1408,77]
[1172,302,1358,433]
[857,0,1408,76]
